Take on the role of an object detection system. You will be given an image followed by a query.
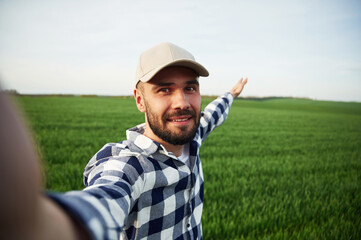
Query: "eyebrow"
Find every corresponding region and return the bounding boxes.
[152,79,199,88]
[186,79,200,86]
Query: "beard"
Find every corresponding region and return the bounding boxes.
[145,103,200,146]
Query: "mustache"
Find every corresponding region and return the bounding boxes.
[164,109,196,120]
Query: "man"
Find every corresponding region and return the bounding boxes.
[0,42,247,239]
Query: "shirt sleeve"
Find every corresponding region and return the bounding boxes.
[48,149,145,240]
[198,92,234,142]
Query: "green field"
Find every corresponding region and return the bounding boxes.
[15,95,361,239]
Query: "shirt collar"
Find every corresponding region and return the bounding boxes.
[127,123,180,158]
[126,123,198,160]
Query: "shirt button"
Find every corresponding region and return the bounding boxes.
[187,223,190,227]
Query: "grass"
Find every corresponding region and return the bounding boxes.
[15,96,143,191]
[15,95,361,239]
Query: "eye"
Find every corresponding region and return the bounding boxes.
[159,88,170,93]
[186,86,197,92]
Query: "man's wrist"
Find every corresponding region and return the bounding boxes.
[228,91,236,99]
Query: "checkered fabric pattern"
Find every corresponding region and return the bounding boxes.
[49,92,234,240]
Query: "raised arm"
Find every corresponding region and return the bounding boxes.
[199,77,248,141]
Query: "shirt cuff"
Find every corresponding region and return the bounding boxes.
[47,192,99,240]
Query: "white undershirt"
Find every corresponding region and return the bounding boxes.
[178,143,190,167]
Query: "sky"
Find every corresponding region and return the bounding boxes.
[0,0,360,102]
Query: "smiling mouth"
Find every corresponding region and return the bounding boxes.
[167,115,193,123]
[165,110,196,124]
[170,117,191,122]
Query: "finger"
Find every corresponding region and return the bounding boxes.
[243,77,248,85]
[236,78,247,90]
[239,77,247,85]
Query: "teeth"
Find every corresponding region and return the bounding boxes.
[172,118,188,122]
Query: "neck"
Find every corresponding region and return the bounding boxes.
[160,141,184,157]
[143,128,184,157]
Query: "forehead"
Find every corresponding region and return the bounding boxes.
[147,66,199,85]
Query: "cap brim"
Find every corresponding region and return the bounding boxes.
[139,59,209,83]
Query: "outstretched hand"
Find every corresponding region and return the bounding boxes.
[229,77,248,98]
[0,92,89,240]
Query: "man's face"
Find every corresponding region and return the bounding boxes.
[136,66,201,146]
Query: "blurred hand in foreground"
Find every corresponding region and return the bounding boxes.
[0,92,89,240]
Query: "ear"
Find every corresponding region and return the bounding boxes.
[134,88,146,113]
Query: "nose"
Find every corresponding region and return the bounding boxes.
[172,90,190,110]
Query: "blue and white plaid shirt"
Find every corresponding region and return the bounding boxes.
[50,92,234,240]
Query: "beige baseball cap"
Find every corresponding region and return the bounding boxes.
[135,42,209,86]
